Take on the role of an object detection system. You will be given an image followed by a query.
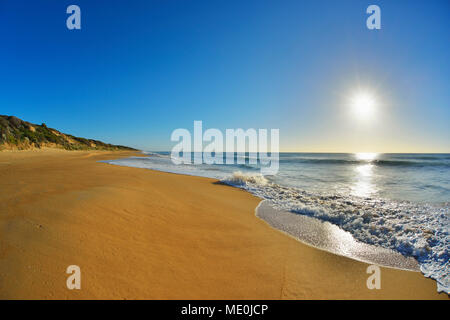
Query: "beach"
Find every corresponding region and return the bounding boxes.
[0,150,447,299]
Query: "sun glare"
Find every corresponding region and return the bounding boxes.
[350,92,376,120]
[355,152,378,161]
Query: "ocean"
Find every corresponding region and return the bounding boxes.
[103,152,449,293]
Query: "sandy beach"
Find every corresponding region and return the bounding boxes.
[0,150,447,299]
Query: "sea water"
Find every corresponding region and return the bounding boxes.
[103,152,449,293]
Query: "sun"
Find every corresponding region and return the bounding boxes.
[350,91,376,120]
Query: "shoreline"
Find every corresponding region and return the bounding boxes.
[0,149,447,299]
[254,200,420,273]
[102,155,433,273]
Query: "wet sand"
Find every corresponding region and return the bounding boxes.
[256,200,420,271]
[0,150,447,299]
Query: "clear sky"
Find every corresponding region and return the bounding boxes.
[1,0,449,152]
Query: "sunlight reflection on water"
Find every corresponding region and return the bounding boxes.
[352,153,378,198]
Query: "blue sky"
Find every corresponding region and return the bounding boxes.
[0,0,449,152]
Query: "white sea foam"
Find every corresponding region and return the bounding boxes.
[255,200,420,271]
[222,174,449,294]
[224,171,269,186]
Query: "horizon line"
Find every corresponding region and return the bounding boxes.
[137,150,450,154]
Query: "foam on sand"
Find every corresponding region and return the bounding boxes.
[256,200,420,271]
[222,172,449,294]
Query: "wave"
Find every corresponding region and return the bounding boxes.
[141,151,170,158]
[141,152,450,168]
[387,154,450,160]
[223,171,269,186]
[222,171,450,294]
[282,157,450,167]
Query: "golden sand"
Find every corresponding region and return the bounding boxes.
[0,150,447,299]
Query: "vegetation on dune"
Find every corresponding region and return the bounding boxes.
[0,115,137,151]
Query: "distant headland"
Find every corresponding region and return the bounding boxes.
[0,115,136,151]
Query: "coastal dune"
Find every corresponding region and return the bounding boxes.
[0,150,446,299]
